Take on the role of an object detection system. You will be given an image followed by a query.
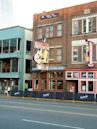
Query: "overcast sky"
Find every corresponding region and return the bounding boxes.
[12,0,96,28]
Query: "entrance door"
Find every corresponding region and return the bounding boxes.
[67,81,78,93]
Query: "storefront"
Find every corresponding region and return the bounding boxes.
[32,66,65,92]
[66,69,97,94]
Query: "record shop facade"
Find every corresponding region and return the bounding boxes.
[32,1,97,94]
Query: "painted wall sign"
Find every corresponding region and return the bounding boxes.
[40,13,59,20]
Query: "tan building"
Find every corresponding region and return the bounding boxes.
[32,1,97,94]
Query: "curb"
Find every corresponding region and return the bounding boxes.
[0,95,97,105]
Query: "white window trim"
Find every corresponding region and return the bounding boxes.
[82,18,92,33]
[72,47,78,62]
[72,20,78,35]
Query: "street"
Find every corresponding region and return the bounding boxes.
[0,97,97,129]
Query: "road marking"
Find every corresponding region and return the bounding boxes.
[22,119,85,129]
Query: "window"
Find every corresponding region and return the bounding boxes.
[49,80,56,90]
[81,81,86,92]
[45,25,53,38]
[88,72,94,78]
[67,72,72,78]
[57,80,63,90]
[72,47,78,62]
[10,38,17,53]
[3,40,9,53]
[88,81,93,91]
[57,72,63,77]
[26,40,31,54]
[72,20,78,35]
[38,27,42,39]
[2,59,10,72]
[73,72,78,78]
[11,58,18,72]
[82,18,92,33]
[49,48,54,62]
[57,23,62,36]
[57,48,62,62]
[50,72,56,78]
[81,72,86,78]
[0,61,2,72]
[18,38,21,51]
[25,60,32,73]
[0,40,2,53]
[82,45,87,62]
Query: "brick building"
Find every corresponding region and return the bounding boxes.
[32,1,97,94]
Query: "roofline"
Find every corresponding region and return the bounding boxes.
[0,25,32,31]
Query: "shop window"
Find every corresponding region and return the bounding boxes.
[25,80,32,90]
[81,81,86,92]
[57,80,63,90]
[57,72,63,77]
[88,72,94,78]
[73,72,78,78]
[67,72,72,78]
[88,81,93,91]
[49,80,56,90]
[50,72,56,78]
[81,72,86,78]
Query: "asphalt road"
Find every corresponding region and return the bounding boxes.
[0,97,97,129]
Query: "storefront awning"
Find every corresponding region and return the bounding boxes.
[32,66,65,72]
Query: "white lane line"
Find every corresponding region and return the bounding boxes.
[22,119,85,129]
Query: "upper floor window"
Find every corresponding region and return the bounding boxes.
[10,38,17,53]
[82,18,92,33]
[26,40,32,54]
[49,47,62,63]
[72,47,78,62]
[45,25,53,38]
[3,40,9,53]
[72,20,78,35]
[82,45,87,62]
[25,59,32,73]
[37,27,42,39]
[0,40,2,53]
[11,58,18,72]
[57,23,62,36]
[57,48,62,62]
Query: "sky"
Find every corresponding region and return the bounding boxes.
[12,0,96,28]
